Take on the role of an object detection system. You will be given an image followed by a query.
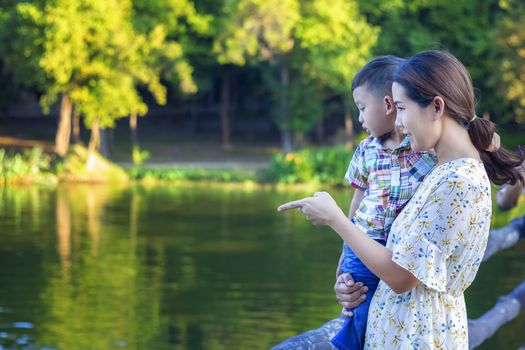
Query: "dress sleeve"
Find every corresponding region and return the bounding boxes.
[344,142,368,190]
[391,173,476,293]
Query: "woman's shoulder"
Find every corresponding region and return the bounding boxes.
[431,158,490,193]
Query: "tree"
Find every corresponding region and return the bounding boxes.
[496,0,525,124]
[130,0,209,156]
[215,0,377,152]
[0,0,204,160]
[359,0,513,125]
[214,0,300,152]
[295,0,378,145]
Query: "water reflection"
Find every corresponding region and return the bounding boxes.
[0,185,523,349]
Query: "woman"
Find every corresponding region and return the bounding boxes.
[278,50,524,348]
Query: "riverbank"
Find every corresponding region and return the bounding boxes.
[0,144,355,189]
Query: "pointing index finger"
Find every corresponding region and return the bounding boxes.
[277,199,306,212]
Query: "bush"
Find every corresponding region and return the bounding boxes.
[127,167,257,183]
[261,146,353,186]
[132,146,150,166]
[0,147,57,186]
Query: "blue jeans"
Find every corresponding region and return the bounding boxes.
[330,240,386,350]
[510,215,525,238]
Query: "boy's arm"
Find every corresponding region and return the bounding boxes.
[348,188,365,219]
[336,188,365,278]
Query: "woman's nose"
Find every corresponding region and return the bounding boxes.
[395,115,403,128]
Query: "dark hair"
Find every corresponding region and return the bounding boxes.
[352,55,404,97]
[394,50,525,186]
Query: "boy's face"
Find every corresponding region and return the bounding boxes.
[353,85,396,138]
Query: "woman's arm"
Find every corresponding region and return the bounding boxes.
[279,192,418,294]
[330,211,418,294]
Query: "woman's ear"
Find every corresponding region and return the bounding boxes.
[384,96,396,116]
[432,96,445,120]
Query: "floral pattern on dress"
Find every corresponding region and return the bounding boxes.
[365,158,492,350]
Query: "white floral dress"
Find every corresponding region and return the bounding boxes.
[364,158,492,350]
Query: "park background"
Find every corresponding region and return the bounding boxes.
[0,0,524,349]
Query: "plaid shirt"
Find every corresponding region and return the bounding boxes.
[345,135,437,241]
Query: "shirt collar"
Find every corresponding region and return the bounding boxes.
[371,135,411,152]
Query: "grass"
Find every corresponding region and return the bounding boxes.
[127,167,258,183]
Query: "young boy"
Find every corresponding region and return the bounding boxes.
[330,56,437,350]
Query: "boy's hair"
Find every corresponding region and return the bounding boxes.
[351,55,404,97]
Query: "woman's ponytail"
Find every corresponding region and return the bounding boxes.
[468,117,524,186]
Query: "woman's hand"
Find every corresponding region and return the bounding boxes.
[335,273,368,317]
[277,192,346,227]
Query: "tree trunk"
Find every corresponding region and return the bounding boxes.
[99,128,111,158]
[271,318,343,350]
[343,97,354,149]
[280,56,292,153]
[316,121,324,144]
[87,118,100,171]
[130,113,139,150]
[294,133,305,149]
[190,97,198,135]
[482,224,520,261]
[72,109,81,144]
[55,94,72,156]
[220,68,232,150]
[468,280,525,349]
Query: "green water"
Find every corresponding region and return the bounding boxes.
[0,184,523,349]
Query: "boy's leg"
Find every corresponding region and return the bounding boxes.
[331,241,384,350]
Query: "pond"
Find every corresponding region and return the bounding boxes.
[0,184,523,349]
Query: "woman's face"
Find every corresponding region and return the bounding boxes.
[392,82,439,151]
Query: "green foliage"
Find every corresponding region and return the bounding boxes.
[132,146,150,166]
[0,0,205,139]
[2,0,525,150]
[214,0,377,145]
[214,0,300,65]
[132,0,211,94]
[0,2,46,89]
[497,0,525,123]
[262,146,352,186]
[296,0,379,92]
[127,167,257,183]
[361,0,516,124]
[0,147,57,186]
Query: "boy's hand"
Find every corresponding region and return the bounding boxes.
[334,273,368,317]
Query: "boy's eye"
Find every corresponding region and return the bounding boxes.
[397,106,405,111]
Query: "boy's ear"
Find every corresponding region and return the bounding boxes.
[384,96,396,116]
[432,96,445,120]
